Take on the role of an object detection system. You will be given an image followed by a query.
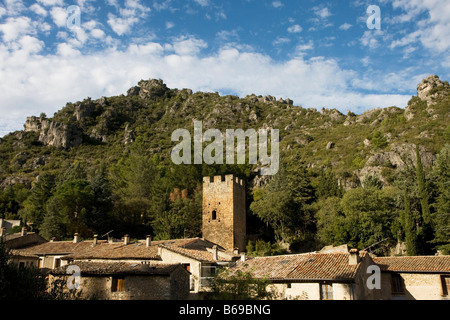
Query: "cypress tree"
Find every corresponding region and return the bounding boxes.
[415,145,431,224]
[403,190,417,256]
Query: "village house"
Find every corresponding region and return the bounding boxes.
[230,246,382,300]
[373,255,450,300]
[49,261,190,300]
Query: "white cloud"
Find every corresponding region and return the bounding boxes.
[107,13,138,35]
[339,23,352,30]
[193,0,209,7]
[29,3,48,16]
[50,6,68,27]
[171,36,207,55]
[313,6,332,19]
[0,16,33,41]
[90,28,105,39]
[3,0,26,15]
[166,21,175,29]
[272,1,283,8]
[390,0,450,54]
[37,0,64,7]
[287,24,302,33]
[107,0,150,36]
[273,37,290,46]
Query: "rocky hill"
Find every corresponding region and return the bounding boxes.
[0,75,449,190]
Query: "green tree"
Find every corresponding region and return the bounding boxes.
[370,131,388,149]
[403,190,418,255]
[207,268,277,300]
[41,179,95,239]
[86,165,115,235]
[432,144,450,254]
[316,169,343,198]
[0,238,47,299]
[362,175,383,190]
[20,174,55,231]
[250,152,315,244]
[415,145,431,224]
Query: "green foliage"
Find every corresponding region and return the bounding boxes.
[0,238,47,299]
[316,169,343,199]
[207,268,277,300]
[362,175,383,190]
[415,145,431,224]
[432,144,450,251]
[369,131,388,150]
[403,190,418,256]
[246,240,287,257]
[250,152,315,244]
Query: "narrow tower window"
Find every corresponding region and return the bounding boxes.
[212,210,217,220]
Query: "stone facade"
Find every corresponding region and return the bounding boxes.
[49,266,190,300]
[202,175,246,252]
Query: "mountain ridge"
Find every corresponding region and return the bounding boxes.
[0,74,449,190]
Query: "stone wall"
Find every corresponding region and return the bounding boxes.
[379,272,448,300]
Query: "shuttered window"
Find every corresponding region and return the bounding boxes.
[111,277,125,292]
[442,276,450,296]
[391,273,404,294]
[320,283,333,300]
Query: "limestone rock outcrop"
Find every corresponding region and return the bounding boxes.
[417,75,449,106]
[24,116,82,149]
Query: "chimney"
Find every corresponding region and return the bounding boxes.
[146,235,152,247]
[73,233,79,243]
[124,234,130,245]
[241,253,246,262]
[233,248,239,255]
[50,237,55,242]
[21,227,27,236]
[93,234,98,245]
[349,249,360,265]
[212,245,218,261]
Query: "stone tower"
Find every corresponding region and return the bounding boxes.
[202,175,246,252]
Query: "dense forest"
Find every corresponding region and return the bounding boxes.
[0,76,449,256]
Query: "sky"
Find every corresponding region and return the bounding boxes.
[0,0,449,137]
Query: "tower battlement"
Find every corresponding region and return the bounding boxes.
[202,175,245,187]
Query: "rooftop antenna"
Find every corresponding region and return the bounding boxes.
[101,230,114,242]
[362,237,390,253]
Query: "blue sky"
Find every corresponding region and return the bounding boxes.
[0,0,449,136]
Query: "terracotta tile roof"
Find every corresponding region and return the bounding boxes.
[373,256,450,273]
[50,261,183,276]
[160,238,236,262]
[12,237,219,261]
[231,252,367,281]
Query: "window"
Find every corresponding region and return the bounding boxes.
[441,276,450,296]
[54,258,61,269]
[111,276,125,292]
[320,283,333,300]
[391,273,404,295]
[212,210,217,220]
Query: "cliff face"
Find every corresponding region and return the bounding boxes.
[24,116,82,149]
